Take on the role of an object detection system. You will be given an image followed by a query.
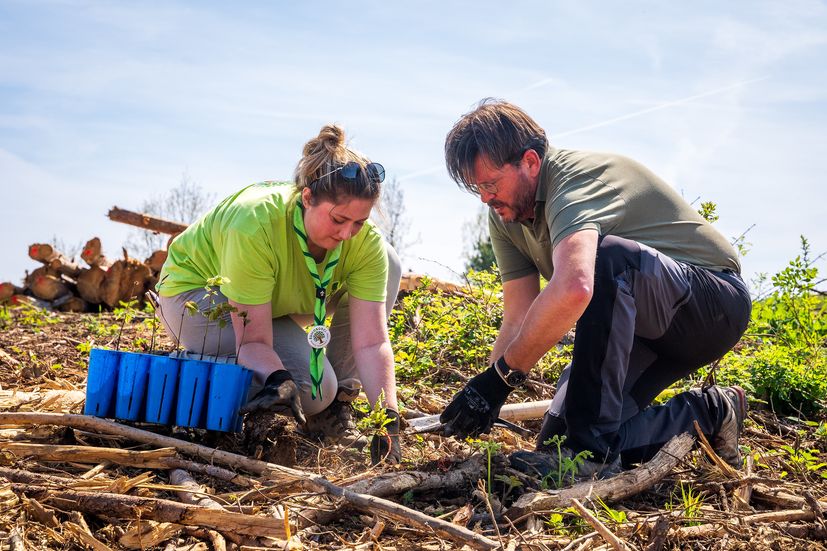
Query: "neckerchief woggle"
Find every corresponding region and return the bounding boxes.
[293,202,341,399]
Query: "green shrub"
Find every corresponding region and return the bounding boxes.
[389,270,504,383]
[715,237,827,415]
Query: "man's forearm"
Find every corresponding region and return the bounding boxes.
[490,320,522,364]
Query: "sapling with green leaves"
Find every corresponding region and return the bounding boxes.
[467,436,502,495]
[183,276,238,360]
[113,299,140,351]
[356,390,394,438]
[540,434,594,489]
[202,276,237,358]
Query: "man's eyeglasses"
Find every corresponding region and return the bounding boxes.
[472,181,499,195]
[312,161,385,188]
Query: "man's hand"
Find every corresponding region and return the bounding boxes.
[240,370,306,424]
[369,409,401,465]
[439,358,516,440]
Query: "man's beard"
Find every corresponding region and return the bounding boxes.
[489,172,535,223]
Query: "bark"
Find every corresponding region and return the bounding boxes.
[55,295,87,312]
[0,442,255,486]
[81,237,112,268]
[77,266,107,304]
[8,484,287,539]
[0,282,25,302]
[29,273,72,302]
[28,243,62,263]
[298,456,485,528]
[48,256,82,279]
[0,412,500,551]
[570,498,630,551]
[101,252,151,308]
[108,206,188,235]
[169,469,227,551]
[145,250,168,274]
[505,433,695,521]
[0,388,86,412]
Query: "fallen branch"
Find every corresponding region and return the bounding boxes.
[299,456,485,528]
[9,484,286,539]
[570,498,629,551]
[169,469,226,551]
[0,412,500,550]
[0,442,255,486]
[505,433,695,520]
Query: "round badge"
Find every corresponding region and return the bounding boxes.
[307,325,331,349]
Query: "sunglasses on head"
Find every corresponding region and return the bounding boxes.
[312,161,386,188]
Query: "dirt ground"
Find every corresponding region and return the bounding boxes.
[1,303,827,550]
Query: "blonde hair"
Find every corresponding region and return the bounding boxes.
[293,124,381,204]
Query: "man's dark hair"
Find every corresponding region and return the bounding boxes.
[444,98,548,193]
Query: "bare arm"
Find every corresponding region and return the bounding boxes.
[349,297,398,412]
[489,273,541,363]
[503,229,599,373]
[229,300,284,386]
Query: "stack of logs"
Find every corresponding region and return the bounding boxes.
[0,238,166,313]
[0,206,464,314]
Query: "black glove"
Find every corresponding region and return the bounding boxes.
[239,370,306,424]
[370,409,402,465]
[440,358,515,440]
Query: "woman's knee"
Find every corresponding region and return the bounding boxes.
[299,369,338,416]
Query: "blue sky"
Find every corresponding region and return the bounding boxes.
[1,1,826,289]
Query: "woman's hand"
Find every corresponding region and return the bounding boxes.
[240,370,306,424]
[369,409,401,464]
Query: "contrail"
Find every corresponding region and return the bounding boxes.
[398,76,768,182]
[555,76,768,138]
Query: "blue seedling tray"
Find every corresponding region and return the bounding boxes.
[83,348,252,432]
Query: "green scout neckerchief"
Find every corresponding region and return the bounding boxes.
[292,201,342,399]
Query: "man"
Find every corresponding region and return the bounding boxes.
[439,99,752,477]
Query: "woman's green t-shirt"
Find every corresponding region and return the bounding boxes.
[158,181,388,317]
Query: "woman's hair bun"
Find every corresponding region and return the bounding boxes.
[303,124,346,157]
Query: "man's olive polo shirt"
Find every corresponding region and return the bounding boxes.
[489,147,741,282]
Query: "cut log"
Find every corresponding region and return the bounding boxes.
[28,243,62,263]
[108,206,188,235]
[48,256,82,279]
[81,237,112,268]
[101,252,151,308]
[26,265,58,284]
[145,250,168,274]
[0,283,25,302]
[77,266,107,304]
[29,273,71,302]
[55,295,88,313]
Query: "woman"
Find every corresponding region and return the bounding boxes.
[155,125,402,464]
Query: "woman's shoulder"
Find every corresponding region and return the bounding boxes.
[217,182,296,228]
